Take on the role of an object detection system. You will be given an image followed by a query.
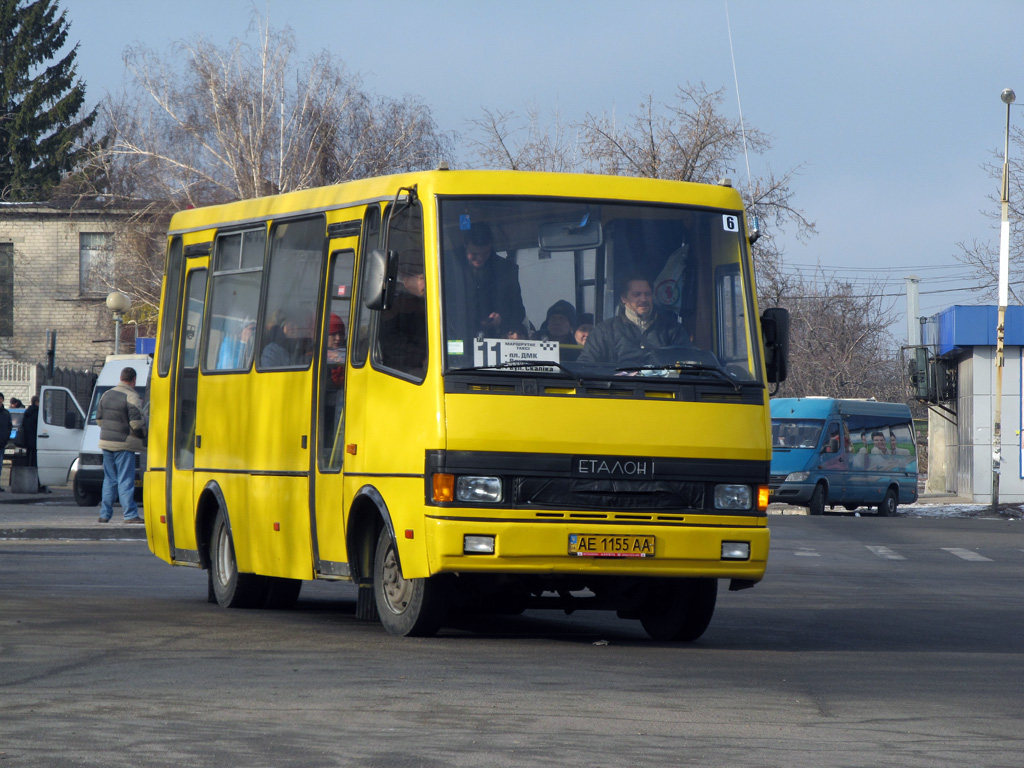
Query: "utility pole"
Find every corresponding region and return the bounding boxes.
[993,88,1015,512]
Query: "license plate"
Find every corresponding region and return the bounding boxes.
[568,534,655,558]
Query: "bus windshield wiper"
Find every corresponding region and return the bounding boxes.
[616,361,742,392]
[453,360,586,387]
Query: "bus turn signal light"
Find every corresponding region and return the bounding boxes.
[433,473,455,502]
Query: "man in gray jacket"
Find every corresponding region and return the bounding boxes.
[96,367,146,524]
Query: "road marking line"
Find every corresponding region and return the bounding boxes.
[866,545,905,560]
[794,549,820,557]
[941,547,993,562]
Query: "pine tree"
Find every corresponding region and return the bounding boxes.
[0,0,97,201]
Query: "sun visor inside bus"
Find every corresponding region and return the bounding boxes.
[538,219,603,251]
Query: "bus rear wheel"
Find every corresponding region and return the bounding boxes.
[209,509,268,608]
[877,488,898,517]
[639,578,717,641]
[373,527,445,637]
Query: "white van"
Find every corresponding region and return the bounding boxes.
[37,354,152,505]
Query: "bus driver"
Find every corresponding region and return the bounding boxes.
[577,276,687,367]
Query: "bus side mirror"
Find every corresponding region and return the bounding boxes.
[362,248,398,311]
[761,307,790,384]
[64,412,83,430]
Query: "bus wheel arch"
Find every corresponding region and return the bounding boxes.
[346,486,393,621]
[196,483,269,609]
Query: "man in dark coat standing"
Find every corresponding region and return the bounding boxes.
[445,221,527,341]
[22,395,39,468]
[578,276,687,368]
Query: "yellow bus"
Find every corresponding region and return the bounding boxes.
[145,169,789,640]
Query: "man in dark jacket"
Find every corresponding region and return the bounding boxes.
[445,221,526,341]
[22,395,39,468]
[578,277,687,368]
[96,367,146,524]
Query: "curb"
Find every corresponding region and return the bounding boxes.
[0,526,147,541]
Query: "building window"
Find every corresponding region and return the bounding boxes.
[80,232,113,295]
[0,243,13,337]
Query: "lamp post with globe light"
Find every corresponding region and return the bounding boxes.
[993,88,1015,511]
[106,291,132,355]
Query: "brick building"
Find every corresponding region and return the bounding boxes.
[0,202,149,375]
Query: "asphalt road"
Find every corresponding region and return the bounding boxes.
[1,514,1021,767]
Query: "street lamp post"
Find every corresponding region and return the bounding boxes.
[106,291,132,355]
[993,88,1015,511]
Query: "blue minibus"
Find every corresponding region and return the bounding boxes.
[769,398,918,516]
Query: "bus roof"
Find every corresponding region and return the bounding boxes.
[166,170,746,236]
[770,397,912,420]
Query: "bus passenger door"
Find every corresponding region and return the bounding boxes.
[168,264,208,559]
[313,245,356,574]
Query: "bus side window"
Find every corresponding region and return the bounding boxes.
[373,202,426,380]
[258,217,325,370]
[204,229,265,372]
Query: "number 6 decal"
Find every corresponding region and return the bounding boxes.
[722,214,739,232]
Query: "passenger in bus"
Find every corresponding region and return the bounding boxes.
[326,314,346,386]
[574,313,594,346]
[505,324,531,340]
[447,221,526,339]
[576,276,687,367]
[216,319,256,370]
[533,300,576,345]
[379,250,428,376]
[261,315,310,368]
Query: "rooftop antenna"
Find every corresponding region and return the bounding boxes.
[725,1,759,243]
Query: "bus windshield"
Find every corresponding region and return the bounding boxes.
[771,419,824,449]
[439,197,760,384]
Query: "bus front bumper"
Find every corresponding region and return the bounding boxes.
[421,514,770,582]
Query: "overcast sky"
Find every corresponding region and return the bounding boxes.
[62,0,1024,338]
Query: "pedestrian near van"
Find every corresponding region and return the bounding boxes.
[22,395,39,468]
[96,367,146,524]
[0,394,10,493]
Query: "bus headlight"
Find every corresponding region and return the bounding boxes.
[785,471,810,482]
[714,484,752,510]
[721,541,751,560]
[455,476,503,503]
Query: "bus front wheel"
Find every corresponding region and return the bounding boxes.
[209,509,268,608]
[808,483,826,516]
[373,527,445,637]
[639,578,717,641]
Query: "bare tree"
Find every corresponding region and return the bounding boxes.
[773,267,902,401]
[57,14,455,314]
[465,106,579,172]
[955,123,1024,303]
[101,19,453,206]
[468,83,815,287]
